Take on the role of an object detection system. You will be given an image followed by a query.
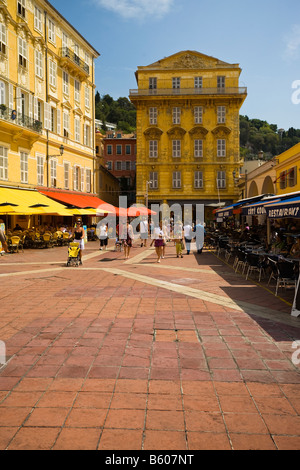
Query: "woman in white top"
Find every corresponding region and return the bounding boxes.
[99,223,108,250]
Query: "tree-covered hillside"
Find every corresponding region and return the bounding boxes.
[240,115,300,161]
[95,92,136,134]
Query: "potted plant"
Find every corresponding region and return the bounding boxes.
[0,104,7,115]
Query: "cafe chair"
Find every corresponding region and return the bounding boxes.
[268,258,297,296]
[245,252,265,282]
[9,236,22,253]
[235,248,247,274]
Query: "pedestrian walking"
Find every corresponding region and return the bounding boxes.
[183,222,193,254]
[173,220,184,258]
[0,226,8,253]
[120,221,134,260]
[140,217,149,247]
[71,220,85,265]
[150,223,164,263]
[193,221,205,254]
[99,222,108,251]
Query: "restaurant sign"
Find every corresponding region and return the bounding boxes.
[267,206,300,219]
[242,205,266,216]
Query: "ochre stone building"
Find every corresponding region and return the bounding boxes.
[129,50,247,222]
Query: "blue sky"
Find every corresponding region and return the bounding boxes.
[50,0,300,130]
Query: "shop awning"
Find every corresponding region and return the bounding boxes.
[39,189,106,209]
[266,196,300,219]
[0,187,70,215]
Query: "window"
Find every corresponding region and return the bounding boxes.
[172,107,181,125]
[149,172,158,189]
[48,18,56,43]
[194,139,203,158]
[73,43,80,63]
[34,6,42,32]
[64,162,69,189]
[63,71,69,95]
[217,139,226,157]
[63,111,69,138]
[73,166,80,191]
[288,167,297,187]
[172,171,181,188]
[279,171,287,190]
[194,77,203,89]
[84,124,90,146]
[149,107,157,125]
[194,171,203,189]
[51,159,57,187]
[37,155,44,186]
[126,161,131,170]
[172,77,181,89]
[74,80,80,103]
[217,76,225,90]
[86,169,91,193]
[85,86,90,108]
[194,106,203,124]
[50,107,56,133]
[35,50,43,78]
[62,32,68,49]
[106,161,112,170]
[17,0,26,19]
[172,140,181,158]
[49,60,57,87]
[116,145,122,155]
[107,145,112,155]
[217,171,226,189]
[217,106,226,124]
[74,117,80,142]
[149,77,157,90]
[18,37,27,68]
[0,22,6,55]
[126,145,131,155]
[115,161,122,171]
[20,152,28,183]
[0,81,5,105]
[0,146,8,180]
[149,140,158,158]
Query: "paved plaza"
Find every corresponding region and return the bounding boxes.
[0,240,300,450]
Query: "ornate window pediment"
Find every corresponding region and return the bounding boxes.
[144,127,163,139]
[167,126,186,138]
[189,126,209,137]
[211,125,231,137]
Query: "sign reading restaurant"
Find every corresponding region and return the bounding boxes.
[267,206,300,219]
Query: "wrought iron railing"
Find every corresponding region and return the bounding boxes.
[0,105,42,133]
[60,47,89,75]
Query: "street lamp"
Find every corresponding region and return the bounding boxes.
[145,180,152,210]
[46,144,64,187]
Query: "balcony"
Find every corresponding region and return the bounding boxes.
[129,87,247,98]
[0,106,42,140]
[60,48,90,79]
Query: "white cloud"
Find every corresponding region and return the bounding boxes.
[284,25,300,59]
[94,0,174,20]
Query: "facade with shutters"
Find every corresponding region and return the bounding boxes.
[0,0,99,196]
[129,50,247,221]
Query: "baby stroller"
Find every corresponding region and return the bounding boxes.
[67,242,81,266]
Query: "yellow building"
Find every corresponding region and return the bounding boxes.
[274,142,300,195]
[129,50,247,221]
[0,0,100,222]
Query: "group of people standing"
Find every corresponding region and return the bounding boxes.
[97,217,205,263]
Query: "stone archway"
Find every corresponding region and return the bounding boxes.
[261,175,275,195]
[248,180,259,197]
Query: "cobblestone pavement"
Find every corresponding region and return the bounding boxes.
[0,240,299,450]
